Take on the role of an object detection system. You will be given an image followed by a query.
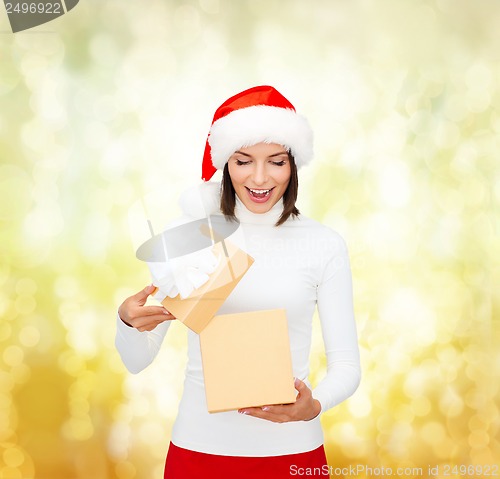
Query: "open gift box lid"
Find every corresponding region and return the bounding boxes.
[162,240,254,333]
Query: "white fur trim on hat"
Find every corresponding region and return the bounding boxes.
[208,105,313,169]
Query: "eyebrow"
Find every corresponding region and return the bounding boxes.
[233,150,288,158]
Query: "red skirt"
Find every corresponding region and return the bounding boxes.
[164,441,329,479]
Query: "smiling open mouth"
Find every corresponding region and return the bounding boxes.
[246,187,274,199]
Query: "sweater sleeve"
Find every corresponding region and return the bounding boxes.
[115,313,171,374]
[114,184,221,375]
[312,235,361,413]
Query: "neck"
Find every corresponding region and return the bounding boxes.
[234,195,284,225]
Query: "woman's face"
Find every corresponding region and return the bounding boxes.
[227,142,291,214]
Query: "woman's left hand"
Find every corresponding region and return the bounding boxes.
[238,378,321,423]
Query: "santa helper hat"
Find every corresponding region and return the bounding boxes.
[201,85,314,181]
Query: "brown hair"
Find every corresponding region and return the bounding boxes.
[220,152,300,227]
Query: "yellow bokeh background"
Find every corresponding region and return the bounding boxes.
[1,1,499,478]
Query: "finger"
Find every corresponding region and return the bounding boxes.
[134,319,176,333]
[238,398,299,414]
[244,393,302,419]
[294,377,306,392]
[294,378,311,399]
[119,305,169,326]
[139,305,173,318]
[239,405,275,415]
[137,324,165,332]
[238,407,291,423]
[132,284,157,304]
[137,323,165,332]
[133,314,176,331]
[239,403,292,417]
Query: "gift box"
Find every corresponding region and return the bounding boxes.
[200,309,297,413]
[161,240,254,333]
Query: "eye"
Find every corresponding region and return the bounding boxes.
[235,159,251,166]
[271,160,286,166]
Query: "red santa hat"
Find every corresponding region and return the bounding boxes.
[202,85,313,181]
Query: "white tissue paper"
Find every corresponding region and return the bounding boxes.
[178,181,221,218]
[148,246,221,301]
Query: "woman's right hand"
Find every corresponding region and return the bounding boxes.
[118,284,176,332]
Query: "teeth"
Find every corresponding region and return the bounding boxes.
[249,188,270,194]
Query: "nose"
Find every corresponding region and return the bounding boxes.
[251,161,268,186]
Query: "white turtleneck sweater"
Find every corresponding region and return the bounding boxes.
[115,188,361,456]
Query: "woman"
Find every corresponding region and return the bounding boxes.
[116,85,361,478]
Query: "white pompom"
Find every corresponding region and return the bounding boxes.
[178,181,221,218]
